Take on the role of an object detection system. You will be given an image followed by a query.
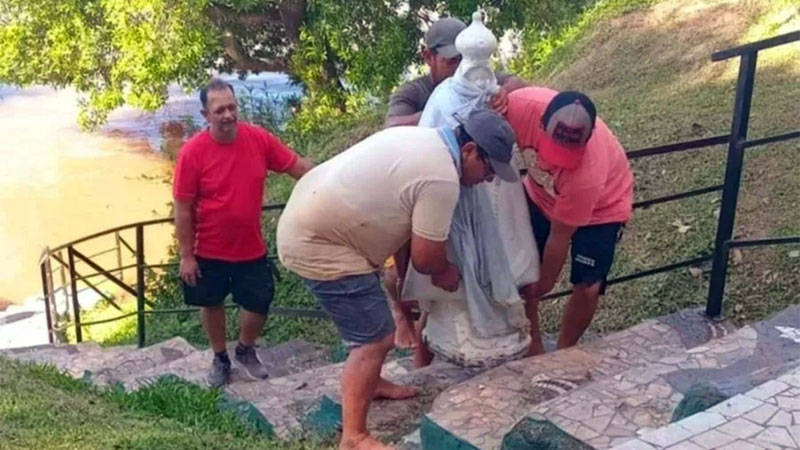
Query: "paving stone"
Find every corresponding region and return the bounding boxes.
[748,381,792,401]
[675,412,727,435]
[715,417,765,440]
[612,439,658,450]
[776,396,800,412]
[639,422,693,447]
[745,404,780,424]
[710,395,764,419]
[793,412,800,425]
[754,427,798,448]
[664,442,704,450]
[767,410,794,427]
[690,429,737,449]
[720,441,767,450]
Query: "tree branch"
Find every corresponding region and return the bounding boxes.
[278,0,306,45]
[221,30,288,73]
[208,4,281,28]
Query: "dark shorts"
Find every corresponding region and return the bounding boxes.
[182,255,275,315]
[527,197,623,295]
[302,273,395,348]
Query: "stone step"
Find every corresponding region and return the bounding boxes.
[121,338,328,390]
[612,363,800,450]
[1,338,198,385]
[224,353,486,441]
[511,305,800,449]
[420,307,738,450]
[0,341,102,368]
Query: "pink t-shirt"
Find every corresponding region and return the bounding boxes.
[507,87,634,227]
[173,122,298,261]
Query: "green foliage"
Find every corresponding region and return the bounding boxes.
[0,0,570,129]
[107,376,263,437]
[0,0,216,129]
[0,357,332,449]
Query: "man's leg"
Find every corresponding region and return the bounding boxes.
[304,273,416,450]
[556,282,601,350]
[384,264,416,349]
[239,309,267,347]
[524,298,546,356]
[232,256,275,380]
[556,222,621,350]
[201,304,228,353]
[340,332,396,449]
[183,257,232,387]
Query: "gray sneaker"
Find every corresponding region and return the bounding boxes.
[234,345,269,380]
[208,357,231,388]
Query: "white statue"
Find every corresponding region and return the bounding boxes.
[403,10,539,368]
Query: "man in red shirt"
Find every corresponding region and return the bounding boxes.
[506,87,634,356]
[173,79,313,387]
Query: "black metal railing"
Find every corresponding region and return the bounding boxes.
[38,31,800,347]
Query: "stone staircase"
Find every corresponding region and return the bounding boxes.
[1,305,798,449]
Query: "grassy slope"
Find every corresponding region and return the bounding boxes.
[0,357,332,450]
[523,0,800,333]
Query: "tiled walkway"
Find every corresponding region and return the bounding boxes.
[615,364,800,449]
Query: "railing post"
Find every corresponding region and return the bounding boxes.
[136,225,146,348]
[58,249,68,315]
[40,253,55,344]
[115,231,124,281]
[707,51,758,318]
[67,246,82,343]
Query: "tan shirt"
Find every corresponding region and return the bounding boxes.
[277,127,460,281]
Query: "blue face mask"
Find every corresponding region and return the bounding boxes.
[438,127,462,175]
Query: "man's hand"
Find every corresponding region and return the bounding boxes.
[431,263,461,292]
[489,88,509,115]
[180,255,202,287]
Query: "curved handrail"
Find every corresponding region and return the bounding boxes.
[47,204,287,253]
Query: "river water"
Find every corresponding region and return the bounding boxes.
[0,73,300,305]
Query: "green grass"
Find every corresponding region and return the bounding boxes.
[0,357,333,450]
[524,0,800,334]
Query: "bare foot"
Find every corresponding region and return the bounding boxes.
[340,433,394,450]
[392,313,417,349]
[373,377,418,400]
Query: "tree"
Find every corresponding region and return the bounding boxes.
[0,0,574,129]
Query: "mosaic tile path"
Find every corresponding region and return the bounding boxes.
[525,306,800,449]
[423,308,737,449]
[614,364,800,449]
[227,355,485,439]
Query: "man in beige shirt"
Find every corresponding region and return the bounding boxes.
[277,109,517,450]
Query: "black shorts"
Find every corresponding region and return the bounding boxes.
[527,197,623,294]
[182,255,275,315]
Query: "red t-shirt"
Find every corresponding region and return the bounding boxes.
[507,87,634,227]
[173,122,298,261]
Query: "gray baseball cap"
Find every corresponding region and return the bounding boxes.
[424,17,466,59]
[463,109,518,182]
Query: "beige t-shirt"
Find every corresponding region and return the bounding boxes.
[277,127,460,281]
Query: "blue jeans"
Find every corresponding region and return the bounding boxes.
[302,273,395,348]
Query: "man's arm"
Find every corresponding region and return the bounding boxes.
[501,75,528,93]
[284,156,314,180]
[385,112,423,128]
[410,234,460,292]
[384,82,423,128]
[536,220,578,296]
[174,200,200,286]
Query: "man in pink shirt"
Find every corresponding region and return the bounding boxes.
[506,87,634,355]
